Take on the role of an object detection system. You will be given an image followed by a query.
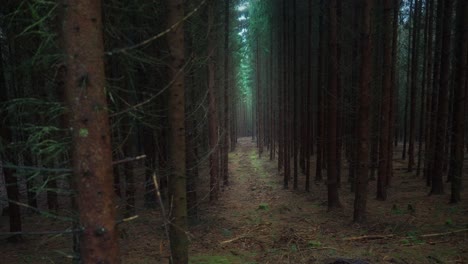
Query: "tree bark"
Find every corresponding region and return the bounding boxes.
[430,0,452,195]
[408,0,421,172]
[354,0,373,223]
[327,0,341,209]
[315,0,325,183]
[449,0,467,203]
[377,0,393,201]
[62,0,119,261]
[208,3,220,202]
[165,0,188,261]
[222,0,230,186]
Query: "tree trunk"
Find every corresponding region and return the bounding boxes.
[387,0,400,187]
[449,0,467,203]
[208,3,220,202]
[62,0,120,261]
[408,0,421,172]
[315,0,325,183]
[327,0,341,209]
[354,0,373,223]
[222,0,230,186]
[165,0,189,262]
[377,0,393,201]
[430,0,452,195]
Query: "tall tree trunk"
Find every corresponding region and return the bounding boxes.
[222,0,230,186]
[425,0,443,187]
[166,0,188,261]
[256,38,264,157]
[305,0,313,192]
[377,0,393,201]
[354,0,373,222]
[387,0,400,187]
[402,0,413,161]
[430,0,452,195]
[62,0,119,261]
[416,0,431,177]
[449,0,467,203]
[208,3,220,202]
[327,0,341,209]
[408,0,421,172]
[315,0,325,182]
[292,0,298,190]
[0,16,23,243]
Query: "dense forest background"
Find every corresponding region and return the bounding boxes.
[0,0,467,263]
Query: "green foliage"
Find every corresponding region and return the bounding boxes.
[307,240,322,248]
[290,244,298,252]
[445,218,454,227]
[221,228,232,238]
[406,231,424,244]
[391,204,404,215]
[257,203,269,210]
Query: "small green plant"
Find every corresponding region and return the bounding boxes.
[391,204,404,215]
[258,203,269,211]
[307,240,322,248]
[445,218,454,227]
[406,231,424,244]
[290,244,298,252]
[221,228,232,238]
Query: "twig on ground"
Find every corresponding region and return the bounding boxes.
[343,228,468,242]
[419,229,468,238]
[342,234,395,241]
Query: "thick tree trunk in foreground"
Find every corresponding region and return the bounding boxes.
[354,0,372,223]
[166,0,189,262]
[0,25,23,242]
[62,0,119,262]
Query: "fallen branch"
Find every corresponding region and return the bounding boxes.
[419,229,468,238]
[343,228,468,242]
[342,234,395,241]
[220,234,252,244]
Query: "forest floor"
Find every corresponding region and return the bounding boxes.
[1,137,468,263]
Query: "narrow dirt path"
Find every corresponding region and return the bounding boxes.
[191,138,337,263]
[191,138,468,264]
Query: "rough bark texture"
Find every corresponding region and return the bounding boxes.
[408,0,421,172]
[354,0,372,223]
[431,0,452,195]
[425,0,443,187]
[222,0,230,186]
[256,39,264,157]
[208,3,219,202]
[377,0,393,201]
[388,0,399,187]
[327,0,341,209]
[0,17,23,242]
[315,0,325,183]
[449,0,467,203]
[62,0,120,262]
[165,0,188,262]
